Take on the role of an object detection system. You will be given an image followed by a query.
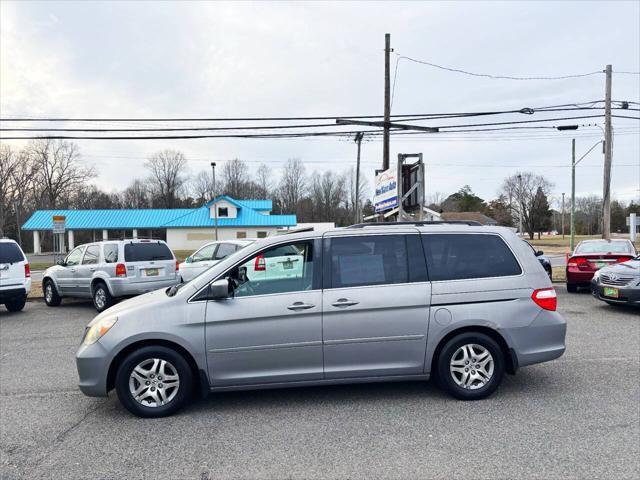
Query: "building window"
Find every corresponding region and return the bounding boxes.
[218,207,229,217]
[236,232,247,239]
[257,231,268,238]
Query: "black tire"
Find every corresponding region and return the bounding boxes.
[115,346,193,418]
[566,283,578,293]
[436,332,505,401]
[92,281,114,312]
[43,279,62,307]
[5,295,27,312]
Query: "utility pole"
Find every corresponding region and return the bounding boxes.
[603,64,613,239]
[211,162,218,241]
[570,139,576,252]
[561,192,565,239]
[383,33,391,171]
[517,174,523,236]
[354,132,364,223]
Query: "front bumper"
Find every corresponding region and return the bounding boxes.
[0,287,27,303]
[76,341,111,397]
[591,280,640,306]
[505,310,567,368]
[108,276,179,297]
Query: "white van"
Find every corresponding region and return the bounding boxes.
[0,239,31,312]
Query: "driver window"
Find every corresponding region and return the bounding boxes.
[65,247,84,266]
[192,244,217,262]
[228,241,314,298]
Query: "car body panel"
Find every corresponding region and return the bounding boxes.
[591,257,640,306]
[0,239,31,304]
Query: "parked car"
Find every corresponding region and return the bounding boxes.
[0,238,31,312]
[178,239,255,282]
[566,239,637,292]
[43,239,179,312]
[524,241,552,279]
[76,224,566,418]
[591,255,640,307]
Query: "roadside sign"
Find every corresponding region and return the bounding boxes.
[374,168,398,213]
[52,215,66,234]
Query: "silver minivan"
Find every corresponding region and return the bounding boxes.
[76,224,566,417]
[44,239,178,312]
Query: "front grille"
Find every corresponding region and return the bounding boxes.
[600,274,635,286]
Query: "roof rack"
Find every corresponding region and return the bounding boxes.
[347,221,483,228]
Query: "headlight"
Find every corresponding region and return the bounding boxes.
[592,270,601,281]
[83,316,118,345]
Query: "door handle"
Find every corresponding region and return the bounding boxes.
[70,268,77,273]
[287,302,315,311]
[331,298,359,308]
[89,267,96,271]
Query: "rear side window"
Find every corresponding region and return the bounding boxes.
[0,242,24,263]
[124,243,173,262]
[329,235,408,288]
[82,245,100,265]
[422,234,521,281]
[103,244,119,263]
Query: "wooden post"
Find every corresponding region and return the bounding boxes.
[383,33,391,171]
[602,64,612,239]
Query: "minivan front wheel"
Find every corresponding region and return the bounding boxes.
[437,332,504,400]
[115,346,193,418]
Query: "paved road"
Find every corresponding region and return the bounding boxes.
[1,291,638,479]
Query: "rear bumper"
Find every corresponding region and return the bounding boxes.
[0,287,27,303]
[591,280,640,306]
[108,277,179,297]
[505,310,567,368]
[566,268,595,285]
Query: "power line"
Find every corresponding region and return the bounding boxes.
[393,53,605,80]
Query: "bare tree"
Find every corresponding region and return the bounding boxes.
[26,139,96,209]
[221,159,250,198]
[278,159,307,215]
[345,167,368,222]
[255,163,273,199]
[190,170,215,203]
[0,145,20,237]
[145,149,188,208]
[121,179,151,209]
[500,172,554,239]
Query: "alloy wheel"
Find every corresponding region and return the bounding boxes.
[128,358,180,408]
[94,288,106,310]
[45,284,53,303]
[449,344,494,390]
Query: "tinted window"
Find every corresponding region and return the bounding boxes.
[228,241,314,297]
[575,241,633,254]
[103,244,119,263]
[329,235,408,288]
[0,242,24,263]
[65,247,84,267]
[192,244,216,262]
[82,245,100,265]
[257,231,268,238]
[124,243,173,262]
[422,234,521,281]
[214,243,236,260]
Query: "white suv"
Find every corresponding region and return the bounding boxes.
[0,239,31,312]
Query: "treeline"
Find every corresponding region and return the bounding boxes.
[0,140,369,249]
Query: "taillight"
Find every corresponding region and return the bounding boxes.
[24,263,31,278]
[567,256,588,267]
[615,256,633,263]
[175,259,180,272]
[254,254,266,271]
[115,263,127,277]
[531,288,557,311]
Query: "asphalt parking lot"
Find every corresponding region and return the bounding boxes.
[1,290,638,480]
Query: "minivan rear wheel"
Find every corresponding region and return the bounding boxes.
[437,332,505,400]
[115,346,193,418]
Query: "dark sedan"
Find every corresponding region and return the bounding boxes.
[591,256,640,307]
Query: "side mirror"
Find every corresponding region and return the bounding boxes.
[57,260,66,266]
[535,250,544,257]
[208,278,230,300]
[185,256,193,264]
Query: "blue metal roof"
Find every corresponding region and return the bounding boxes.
[22,197,295,231]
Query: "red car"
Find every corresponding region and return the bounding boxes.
[566,239,637,292]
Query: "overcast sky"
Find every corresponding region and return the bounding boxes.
[1,0,639,206]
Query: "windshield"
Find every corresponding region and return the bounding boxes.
[575,241,634,254]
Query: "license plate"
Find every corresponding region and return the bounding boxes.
[145,268,159,276]
[283,260,293,270]
[603,287,619,298]
[594,262,607,269]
